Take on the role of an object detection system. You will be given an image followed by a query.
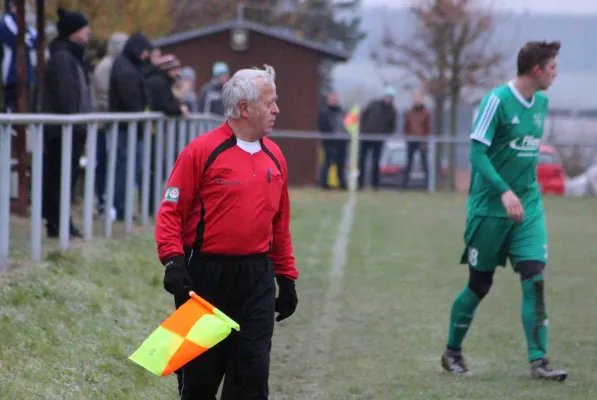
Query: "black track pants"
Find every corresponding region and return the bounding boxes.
[174,252,276,400]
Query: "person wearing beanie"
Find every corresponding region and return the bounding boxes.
[173,66,198,113]
[196,61,230,116]
[357,85,398,190]
[39,7,91,239]
[109,31,153,221]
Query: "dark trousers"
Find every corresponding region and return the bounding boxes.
[358,141,383,189]
[319,141,347,188]
[42,133,85,230]
[175,252,276,400]
[402,141,429,188]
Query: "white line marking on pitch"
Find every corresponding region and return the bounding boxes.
[300,193,357,399]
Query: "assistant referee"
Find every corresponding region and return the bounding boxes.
[155,64,299,400]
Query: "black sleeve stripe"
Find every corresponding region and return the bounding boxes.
[260,139,282,173]
[192,197,206,251]
[203,135,237,174]
[193,135,236,253]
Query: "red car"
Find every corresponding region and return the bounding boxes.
[537,144,565,196]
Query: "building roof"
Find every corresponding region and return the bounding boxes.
[153,20,350,61]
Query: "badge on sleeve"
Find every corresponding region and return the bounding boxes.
[164,187,180,203]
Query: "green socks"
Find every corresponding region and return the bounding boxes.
[521,275,549,362]
[447,275,549,362]
[447,286,481,350]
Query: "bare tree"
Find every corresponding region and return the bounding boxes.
[371,0,506,189]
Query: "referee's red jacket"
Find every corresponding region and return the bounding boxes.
[155,123,298,280]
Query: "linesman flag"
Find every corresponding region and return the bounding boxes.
[344,105,360,136]
[129,291,240,376]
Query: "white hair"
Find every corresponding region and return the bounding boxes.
[222,64,276,118]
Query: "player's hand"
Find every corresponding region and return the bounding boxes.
[501,190,524,223]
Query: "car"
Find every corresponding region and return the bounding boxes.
[379,141,564,194]
[378,140,447,188]
[537,143,565,196]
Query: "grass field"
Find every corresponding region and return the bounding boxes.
[1,189,597,399]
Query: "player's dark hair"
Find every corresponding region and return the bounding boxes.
[517,41,561,76]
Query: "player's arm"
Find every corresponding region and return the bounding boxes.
[155,149,203,265]
[469,93,510,195]
[469,142,510,194]
[269,154,299,281]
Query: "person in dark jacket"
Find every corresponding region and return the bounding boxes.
[39,7,91,238]
[318,92,348,189]
[147,54,188,117]
[358,86,397,190]
[196,61,229,116]
[144,54,187,216]
[109,32,152,220]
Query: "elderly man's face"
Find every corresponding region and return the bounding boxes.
[244,80,279,136]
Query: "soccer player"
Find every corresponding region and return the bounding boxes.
[441,41,567,381]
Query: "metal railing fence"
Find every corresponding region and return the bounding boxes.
[0,112,223,269]
[2,113,597,269]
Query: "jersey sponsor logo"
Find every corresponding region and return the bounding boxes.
[509,136,540,156]
[164,187,180,203]
[215,178,241,185]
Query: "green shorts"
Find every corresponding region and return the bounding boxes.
[459,213,548,272]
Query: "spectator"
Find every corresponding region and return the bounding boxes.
[174,66,197,112]
[318,91,348,190]
[147,54,187,117]
[196,61,229,115]
[0,0,37,112]
[90,32,128,217]
[145,54,187,216]
[358,86,397,190]
[109,32,152,221]
[140,46,161,79]
[402,91,431,189]
[39,7,91,238]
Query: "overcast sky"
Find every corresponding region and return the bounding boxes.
[363,0,597,15]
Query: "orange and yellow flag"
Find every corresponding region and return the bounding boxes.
[129,291,240,376]
[344,105,360,136]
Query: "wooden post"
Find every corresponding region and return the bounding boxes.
[11,0,28,216]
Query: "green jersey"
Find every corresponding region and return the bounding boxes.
[467,81,549,217]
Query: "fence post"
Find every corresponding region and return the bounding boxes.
[347,128,360,194]
[140,120,152,226]
[153,120,164,217]
[104,122,118,238]
[83,122,98,240]
[59,124,73,250]
[0,125,12,270]
[166,120,176,177]
[124,121,138,234]
[427,136,436,194]
[177,119,187,154]
[30,124,43,261]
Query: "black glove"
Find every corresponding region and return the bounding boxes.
[275,276,298,322]
[163,256,192,300]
